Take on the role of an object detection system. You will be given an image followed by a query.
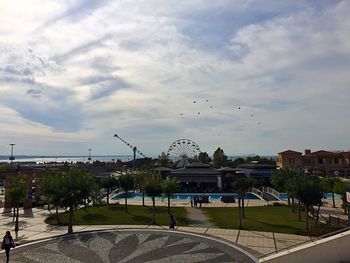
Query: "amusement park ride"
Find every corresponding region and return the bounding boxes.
[113,134,146,169]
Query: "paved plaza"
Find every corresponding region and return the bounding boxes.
[0,229,257,263]
[0,196,345,260]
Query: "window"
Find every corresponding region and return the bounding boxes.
[318,158,323,164]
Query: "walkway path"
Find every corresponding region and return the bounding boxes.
[0,208,311,258]
[185,207,214,227]
[0,229,257,263]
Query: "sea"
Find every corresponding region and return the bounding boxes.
[0,155,276,164]
[0,155,134,164]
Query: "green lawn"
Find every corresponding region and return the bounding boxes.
[203,206,310,235]
[57,205,188,226]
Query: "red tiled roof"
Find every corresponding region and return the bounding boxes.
[310,150,339,156]
[278,150,302,154]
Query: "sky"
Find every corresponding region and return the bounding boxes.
[0,0,349,157]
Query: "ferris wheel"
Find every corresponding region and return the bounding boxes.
[167,139,201,160]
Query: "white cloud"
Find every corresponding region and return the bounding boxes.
[0,0,349,156]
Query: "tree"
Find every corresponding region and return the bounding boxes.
[58,167,98,234]
[6,174,27,232]
[198,152,211,164]
[334,180,348,214]
[212,147,228,168]
[296,176,323,234]
[272,168,301,211]
[232,177,255,228]
[231,157,245,168]
[41,169,66,218]
[158,152,170,167]
[321,176,340,208]
[162,177,181,214]
[100,176,118,206]
[135,170,149,206]
[118,170,135,212]
[144,174,163,224]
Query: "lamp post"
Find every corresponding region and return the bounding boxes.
[88,148,92,162]
[9,144,15,163]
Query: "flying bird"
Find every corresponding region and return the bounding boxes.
[210,106,213,109]
[250,114,255,118]
[237,107,241,109]
[193,100,196,103]
[206,99,209,102]
[179,113,184,115]
[197,112,200,115]
[257,122,262,125]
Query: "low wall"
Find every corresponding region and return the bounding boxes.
[260,230,350,263]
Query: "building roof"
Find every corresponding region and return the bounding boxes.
[278,150,302,154]
[170,162,220,176]
[309,150,339,156]
[237,163,276,169]
[154,167,173,172]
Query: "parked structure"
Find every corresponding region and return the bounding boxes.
[277,149,350,177]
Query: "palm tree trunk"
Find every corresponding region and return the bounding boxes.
[332,192,335,208]
[315,204,321,227]
[152,197,155,224]
[13,206,16,222]
[142,191,145,206]
[343,200,347,214]
[292,197,295,212]
[305,205,309,235]
[298,200,301,222]
[15,205,19,232]
[242,197,245,219]
[68,205,74,234]
[238,197,242,229]
[106,188,110,205]
[167,195,170,215]
[56,205,59,219]
[287,196,291,206]
[124,189,128,212]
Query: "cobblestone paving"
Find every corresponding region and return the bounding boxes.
[0,230,257,263]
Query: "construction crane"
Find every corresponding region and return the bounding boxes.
[113,134,146,169]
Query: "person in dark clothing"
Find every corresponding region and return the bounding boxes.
[2,231,15,263]
[169,214,176,229]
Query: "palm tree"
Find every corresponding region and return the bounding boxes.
[100,176,118,206]
[135,170,149,206]
[334,180,348,214]
[232,177,255,228]
[162,177,180,214]
[144,174,163,224]
[41,169,65,219]
[6,174,27,232]
[296,176,323,234]
[321,176,340,208]
[118,171,135,212]
[59,167,98,234]
[272,168,302,212]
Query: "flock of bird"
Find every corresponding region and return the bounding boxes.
[178,99,262,126]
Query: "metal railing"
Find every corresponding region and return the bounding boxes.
[248,187,264,199]
[260,186,281,200]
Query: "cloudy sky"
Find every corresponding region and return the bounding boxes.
[0,0,349,157]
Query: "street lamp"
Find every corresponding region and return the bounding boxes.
[9,144,15,163]
[88,149,92,162]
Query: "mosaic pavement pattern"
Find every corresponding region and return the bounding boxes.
[0,230,257,263]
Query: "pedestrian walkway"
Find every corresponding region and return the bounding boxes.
[0,229,258,263]
[185,207,214,227]
[0,207,311,258]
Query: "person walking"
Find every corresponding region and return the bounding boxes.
[169,214,176,230]
[2,231,15,263]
